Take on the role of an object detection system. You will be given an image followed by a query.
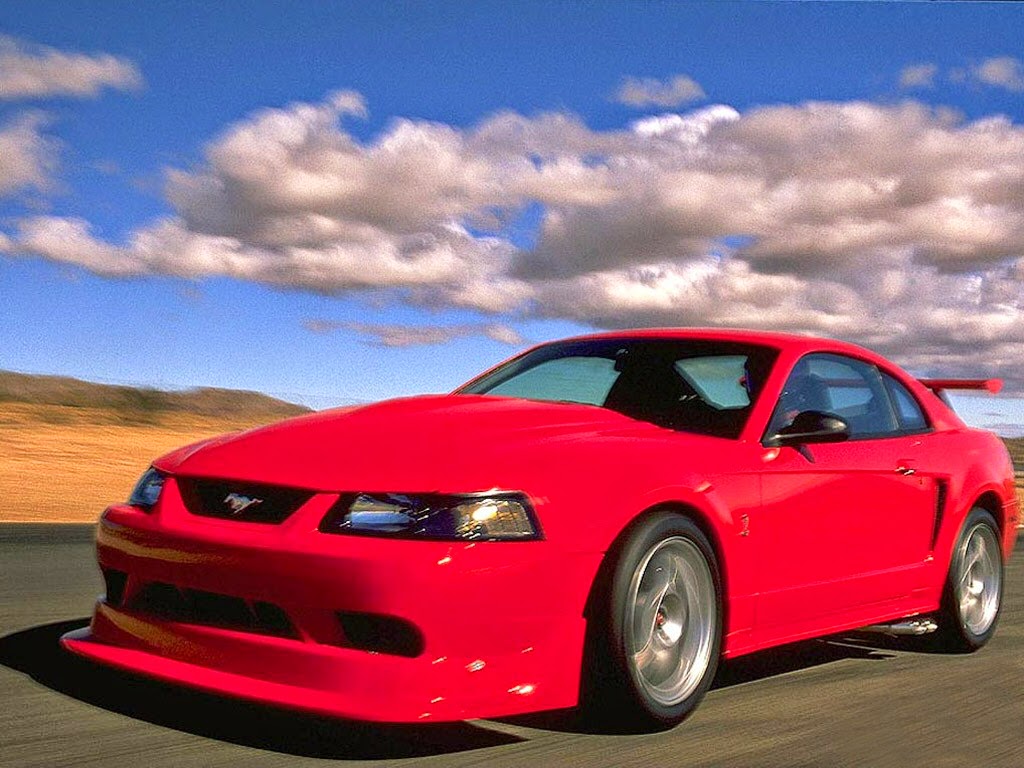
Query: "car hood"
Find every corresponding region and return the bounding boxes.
[155,394,682,492]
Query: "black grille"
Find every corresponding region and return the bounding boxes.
[126,581,296,637]
[178,478,312,524]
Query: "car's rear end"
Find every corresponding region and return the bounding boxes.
[916,377,1020,558]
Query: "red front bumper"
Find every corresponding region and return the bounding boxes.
[62,483,602,723]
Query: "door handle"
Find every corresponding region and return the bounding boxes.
[895,464,916,476]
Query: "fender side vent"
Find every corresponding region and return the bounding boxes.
[932,479,948,551]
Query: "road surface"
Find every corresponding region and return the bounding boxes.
[1,524,1021,767]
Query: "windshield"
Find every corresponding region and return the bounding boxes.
[458,338,779,438]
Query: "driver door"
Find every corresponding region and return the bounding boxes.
[754,353,937,640]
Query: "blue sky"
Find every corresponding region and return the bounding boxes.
[1,1,1023,432]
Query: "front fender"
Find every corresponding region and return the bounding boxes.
[581,471,761,656]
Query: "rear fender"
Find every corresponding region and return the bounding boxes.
[936,439,1017,565]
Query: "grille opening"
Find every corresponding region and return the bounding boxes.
[129,582,189,619]
[178,478,313,524]
[189,589,255,629]
[336,611,424,658]
[126,581,297,638]
[102,568,128,607]
[252,601,294,636]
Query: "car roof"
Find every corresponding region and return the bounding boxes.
[553,327,880,359]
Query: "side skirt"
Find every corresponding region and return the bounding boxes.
[722,598,939,659]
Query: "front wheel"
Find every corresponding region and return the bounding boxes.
[583,512,722,730]
[934,509,1004,652]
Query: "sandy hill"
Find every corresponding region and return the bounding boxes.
[0,371,312,522]
[0,370,309,422]
[1005,437,1024,469]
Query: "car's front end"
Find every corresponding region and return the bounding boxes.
[64,471,603,721]
[61,395,647,722]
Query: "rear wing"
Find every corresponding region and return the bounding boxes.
[918,378,1003,406]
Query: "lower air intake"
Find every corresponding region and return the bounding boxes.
[336,611,425,657]
[102,568,128,607]
[126,581,297,638]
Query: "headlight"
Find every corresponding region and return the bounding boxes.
[319,492,541,541]
[128,467,165,510]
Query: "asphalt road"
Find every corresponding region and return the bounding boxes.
[1,525,1021,768]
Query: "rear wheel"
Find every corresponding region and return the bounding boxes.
[934,509,1003,652]
[583,512,722,730]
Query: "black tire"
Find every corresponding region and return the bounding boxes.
[581,511,722,730]
[933,508,1004,653]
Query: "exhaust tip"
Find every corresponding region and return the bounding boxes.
[860,618,938,636]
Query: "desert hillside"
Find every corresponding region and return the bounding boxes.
[0,370,308,421]
[0,371,310,522]
[1004,437,1024,468]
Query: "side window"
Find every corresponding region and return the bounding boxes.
[882,373,929,432]
[768,354,899,439]
[486,355,618,406]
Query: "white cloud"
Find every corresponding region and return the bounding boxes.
[8,92,1024,389]
[0,35,143,100]
[326,89,369,118]
[899,63,938,89]
[306,320,525,348]
[16,216,136,275]
[15,214,510,292]
[481,323,526,346]
[614,75,705,108]
[972,56,1024,92]
[631,105,740,141]
[0,113,58,196]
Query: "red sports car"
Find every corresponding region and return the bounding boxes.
[63,329,1019,728]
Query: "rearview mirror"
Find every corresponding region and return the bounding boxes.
[768,410,850,446]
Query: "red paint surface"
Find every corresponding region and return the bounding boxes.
[63,329,1019,722]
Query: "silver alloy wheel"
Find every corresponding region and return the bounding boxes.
[956,522,1002,636]
[626,536,716,707]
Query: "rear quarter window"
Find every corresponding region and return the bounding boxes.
[882,373,930,432]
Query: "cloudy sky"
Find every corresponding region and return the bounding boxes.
[1,1,1023,433]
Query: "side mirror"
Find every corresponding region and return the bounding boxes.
[769,410,850,446]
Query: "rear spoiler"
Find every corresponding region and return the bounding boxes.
[918,378,1003,406]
